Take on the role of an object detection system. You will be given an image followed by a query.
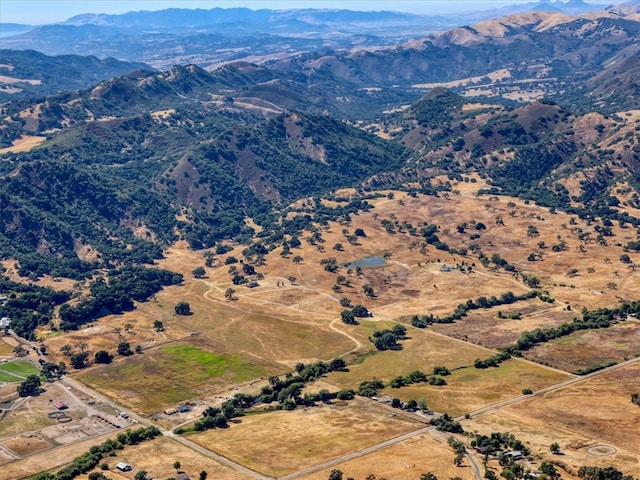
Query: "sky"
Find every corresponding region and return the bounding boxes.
[0,0,626,25]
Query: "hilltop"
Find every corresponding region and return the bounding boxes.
[0,49,152,103]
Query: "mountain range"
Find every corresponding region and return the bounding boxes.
[0,3,639,277]
[1,0,634,69]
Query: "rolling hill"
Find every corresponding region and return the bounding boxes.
[0,49,152,103]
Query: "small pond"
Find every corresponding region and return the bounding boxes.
[346,256,386,268]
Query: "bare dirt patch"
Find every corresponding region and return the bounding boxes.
[2,433,52,457]
[587,445,616,456]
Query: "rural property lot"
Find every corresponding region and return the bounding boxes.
[91,436,256,480]
[190,401,421,477]
[464,408,640,478]
[80,336,279,414]
[6,181,638,479]
[466,362,640,476]
[298,431,477,480]
[323,328,570,416]
[522,319,640,372]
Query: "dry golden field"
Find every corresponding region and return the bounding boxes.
[299,431,478,480]
[10,180,637,478]
[190,401,421,477]
[522,319,640,372]
[86,436,255,480]
[503,362,640,459]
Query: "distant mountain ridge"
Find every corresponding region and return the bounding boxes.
[0,1,626,68]
[0,49,152,102]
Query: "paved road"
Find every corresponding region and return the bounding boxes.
[278,356,640,480]
[7,331,640,480]
[463,354,640,420]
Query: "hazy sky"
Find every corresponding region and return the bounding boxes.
[0,0,626,25]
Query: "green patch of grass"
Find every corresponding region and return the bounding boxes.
[81,342,269,413]
[0,359,39,382]
[160,344,266,382]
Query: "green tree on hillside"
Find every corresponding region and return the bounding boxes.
[117,342,133,356]
[175,302,191,315]
[192,266,206,278]
[70,352,88,369]
[94,350,113,364]
[17,375,41,397]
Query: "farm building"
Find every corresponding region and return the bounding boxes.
[53,401,67,410]
[116,462,132,471]
[440,265,455,272]
[505,450,524,460]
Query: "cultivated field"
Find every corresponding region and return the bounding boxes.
[0,359,39,383]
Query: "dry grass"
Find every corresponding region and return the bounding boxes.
[325,327,492,385]
[2,433,53,457]
[0,135,46,153]
[86,436,255,480]
[492,362,640,474]
[2,430,116,479]
[299,431,477,480]
[190,401,420,477]
[0,338,15,356]
[431,300,575,348]
[523,319,640,372]
[391,358,569,416]
[322,326,569,416]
